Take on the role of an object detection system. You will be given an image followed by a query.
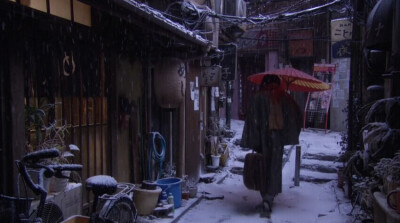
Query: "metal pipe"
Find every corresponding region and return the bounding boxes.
[294,145,301,186]
[177,103,185,178]
[170,112,173,166]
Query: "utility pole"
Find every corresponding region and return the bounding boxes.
[392,0,400,97]
[348,0,362,151]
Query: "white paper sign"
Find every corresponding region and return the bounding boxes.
[194,89,199,111]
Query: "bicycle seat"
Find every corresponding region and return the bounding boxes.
[86,175,118,196]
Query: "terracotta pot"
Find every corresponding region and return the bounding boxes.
[384,175,400,204]
[182,191,190,200]
[133,186,162,216]
[387,187,400,214]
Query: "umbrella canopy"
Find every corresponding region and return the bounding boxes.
[247,67,330,92]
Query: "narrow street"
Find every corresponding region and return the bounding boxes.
[1,1,399,223]
[139,120,353,223]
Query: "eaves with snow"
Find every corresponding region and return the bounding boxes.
[81,0,215,54]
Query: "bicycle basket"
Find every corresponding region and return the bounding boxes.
[0,195,34,222]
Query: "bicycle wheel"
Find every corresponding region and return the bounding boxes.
[99,195,137,223]
[40,201,64,223]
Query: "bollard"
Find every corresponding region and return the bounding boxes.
[294,145,301,186]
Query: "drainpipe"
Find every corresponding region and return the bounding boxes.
[169,112,173,167]
[177,103,185,178]
[392,0,400,96]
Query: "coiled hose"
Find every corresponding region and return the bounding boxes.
[148,132,166,180]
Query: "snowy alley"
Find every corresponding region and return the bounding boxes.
[140,119,354,223]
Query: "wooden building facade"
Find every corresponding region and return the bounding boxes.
[0,0,216,209]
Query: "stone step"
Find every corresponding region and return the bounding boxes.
[300,163,338,173]
[299,169,337,184]
[299,175,336,184]
[301,158,343,167]
[302,153,339,162]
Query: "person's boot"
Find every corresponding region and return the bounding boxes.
[259,195,274,218]
[260,200,271,218]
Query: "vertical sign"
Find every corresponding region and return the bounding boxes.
[219,44,237,81]
[331,18,352,58]
[330,18,352,131]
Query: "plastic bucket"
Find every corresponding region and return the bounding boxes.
[156,178,182,208]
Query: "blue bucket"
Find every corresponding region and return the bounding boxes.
[156,177,182,208]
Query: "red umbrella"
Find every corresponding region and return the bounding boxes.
[247,67,330,92]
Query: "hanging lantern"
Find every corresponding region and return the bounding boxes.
[154,58,186,109]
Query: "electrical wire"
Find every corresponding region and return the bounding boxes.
[161,0,350,31]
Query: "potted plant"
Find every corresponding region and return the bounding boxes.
[25,103,80,192]
[386,153,400,200]
[210,141,221,167]
[182,176,198,199]
[373,157,392,193]
[187,178,198,198]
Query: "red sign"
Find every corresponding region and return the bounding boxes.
[288,29,313,57]
[256,30,279,49]
[313,64,337,73]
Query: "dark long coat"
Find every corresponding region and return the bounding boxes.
[241,84,302,196]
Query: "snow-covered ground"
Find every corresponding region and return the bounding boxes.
[179,119,353,223]
[145,119,354,223]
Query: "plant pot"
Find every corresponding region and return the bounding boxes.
[133,186,162,216]
[182,191,190,200]
[188,186,197,198]
[211,155,221,167]
[141,180,157,190]
[51,171,71,193]
[387,187,400,214]
[384,175,400,205]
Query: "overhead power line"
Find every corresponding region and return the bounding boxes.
[161,0,349,29]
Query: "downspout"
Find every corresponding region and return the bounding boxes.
[177,102,185,178]
[392,0,400,96]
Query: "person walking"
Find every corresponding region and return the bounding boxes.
[240,75,302,216]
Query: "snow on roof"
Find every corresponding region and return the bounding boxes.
[116,0,213,50]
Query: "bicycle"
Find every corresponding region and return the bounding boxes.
[79,175,137,223]
[0,148,83,223]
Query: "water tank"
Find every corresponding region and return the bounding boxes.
[154,58,186,108]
